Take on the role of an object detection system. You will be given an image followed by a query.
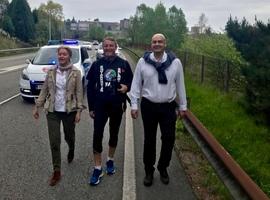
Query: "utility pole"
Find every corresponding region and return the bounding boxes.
[49,11,52,40]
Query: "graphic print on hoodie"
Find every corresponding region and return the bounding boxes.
[86,56,133,111]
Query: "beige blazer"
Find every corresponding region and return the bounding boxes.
[35,66,84,113]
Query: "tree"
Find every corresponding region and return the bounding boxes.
[198,13,208,33]
[132,3,155,45]
[32,8,39,24]
[127,16,139,44]
[39,0,64,40]
[128,3,187,50]
[181,34,243,62]
[88,25,105,41]
[167,5,187,49]
[39,0,63,20]
[153,3,167,33]
[0,0,9,20]
[34,9,51,45]
[226,17,270,123]
[8,0,35,42]
[204,27,213,35]
[2,14,14,35]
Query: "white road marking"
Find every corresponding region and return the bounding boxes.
[0,93,20,106]
[122,105,136,200]
[0,64,25,74]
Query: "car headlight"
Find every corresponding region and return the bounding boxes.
[21,71,29,80]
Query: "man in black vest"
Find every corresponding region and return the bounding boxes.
[130,33,187,186]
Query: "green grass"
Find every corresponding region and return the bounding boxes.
[0,35,34,56]
[0,35,23,50]
[184,77,270,197]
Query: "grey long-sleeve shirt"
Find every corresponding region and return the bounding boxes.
[130,52,187,111]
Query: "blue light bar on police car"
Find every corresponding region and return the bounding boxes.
[47,39,79,45]
[63,39,78,45]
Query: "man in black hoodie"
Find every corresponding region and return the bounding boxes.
[130,33,187,186]
[87,37,133,186]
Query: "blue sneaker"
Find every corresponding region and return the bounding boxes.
[89,168,104,186]
[106,160,116,175]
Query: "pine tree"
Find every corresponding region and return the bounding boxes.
[2,15,14,35]
[226,18,270,123]
[8,0,35,42]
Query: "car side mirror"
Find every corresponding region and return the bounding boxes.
[26,59,32,64]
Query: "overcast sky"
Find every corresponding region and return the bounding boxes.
[27,0,270,32]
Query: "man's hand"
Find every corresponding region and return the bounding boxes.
[131,109,138,119]
[89,111,95,119]
[117,84,128,93]
[176,110,186,119]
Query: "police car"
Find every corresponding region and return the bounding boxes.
[19,39,91,101]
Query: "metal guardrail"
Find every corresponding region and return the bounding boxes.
[183,110,269,200]
[121,46,141,59]
[0,47,39,53]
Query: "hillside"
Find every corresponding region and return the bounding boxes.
[0,33,31,50]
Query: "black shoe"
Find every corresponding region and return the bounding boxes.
[143,173,153,186]
[67,149,74,163]
[159,169,169,184]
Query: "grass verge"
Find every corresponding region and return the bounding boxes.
[175,77,270,198]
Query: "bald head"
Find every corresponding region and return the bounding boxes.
[152,33,166,42]
[151,33,166,54]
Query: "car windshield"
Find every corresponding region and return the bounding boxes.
[32,47,80,65]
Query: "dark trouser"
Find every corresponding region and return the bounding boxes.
[46,111,76,171]
[141,98,177,174]
[93,102,124,153]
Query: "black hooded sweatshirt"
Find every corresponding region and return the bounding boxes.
[86,56,133,111]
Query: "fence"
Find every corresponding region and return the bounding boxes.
[177,50,246,93]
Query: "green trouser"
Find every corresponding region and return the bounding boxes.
[46,111,76,171]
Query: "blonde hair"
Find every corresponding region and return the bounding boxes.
[57,46,72,57]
